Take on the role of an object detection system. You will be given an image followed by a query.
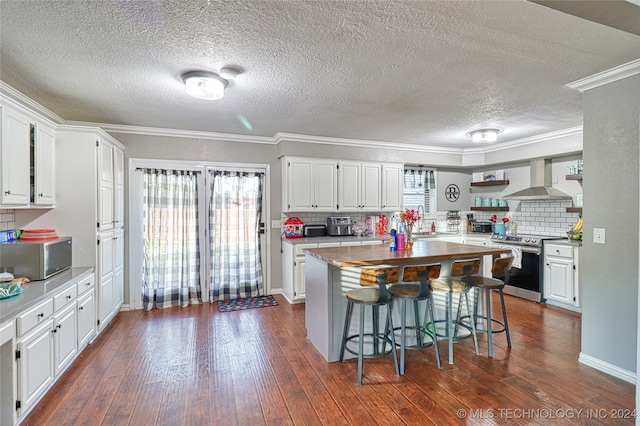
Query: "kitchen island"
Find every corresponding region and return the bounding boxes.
[304,240,510,363]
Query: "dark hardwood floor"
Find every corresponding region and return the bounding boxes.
[23,293,635,425]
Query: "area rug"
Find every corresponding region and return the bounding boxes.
[217,295,279,312]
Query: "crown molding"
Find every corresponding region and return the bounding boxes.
[273,132,463,155]
[0,81,66,124]
[70,121,276,145]
[566,58,640,92]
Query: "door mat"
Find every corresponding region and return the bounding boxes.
[217,295,279,312]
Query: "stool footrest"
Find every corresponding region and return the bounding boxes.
[387,325,437,351]
[343,333,396,359]
[460,314,507,334]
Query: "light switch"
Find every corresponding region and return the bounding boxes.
[271,220,282,229]
[593,228,606,244]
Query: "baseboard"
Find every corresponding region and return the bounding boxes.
[119,304,131,312]
[579,352,636,384]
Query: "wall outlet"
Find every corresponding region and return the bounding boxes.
[271,220,282,229]
[593,228,606,244]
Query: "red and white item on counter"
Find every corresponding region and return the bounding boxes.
[365,216,378,237]
[19,229,59,242]
[283,217,304,239]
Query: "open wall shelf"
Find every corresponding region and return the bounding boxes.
[566,207,582,214]
[470,207,510,212]
[470,180,510,187]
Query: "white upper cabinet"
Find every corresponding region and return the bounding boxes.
[381,164,403,212]
[0,106,31,205]
[282,157,337,212]
[33,123,56,205]
[0,100,56,207]
[337,161,381,211]
[282,156,404,213]
[98,140,115,231]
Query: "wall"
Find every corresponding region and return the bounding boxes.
[580,75,640,375]
[0,210,15,231]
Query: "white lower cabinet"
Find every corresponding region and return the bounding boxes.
[283,243,317,304]
[52,302,77,376]
[544,242,580,311]
[77,291,95,350]
[12,271,95,423]
[282,239,386,304]
[17,318,54,416]
[1,319,16,426]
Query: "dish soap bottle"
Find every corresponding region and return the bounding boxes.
[431,221,436,233]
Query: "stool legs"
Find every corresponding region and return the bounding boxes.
[339,300,355,363]
[340,300,399,385]
[499,289,512,348]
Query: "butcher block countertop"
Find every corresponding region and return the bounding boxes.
[304,239,510,268]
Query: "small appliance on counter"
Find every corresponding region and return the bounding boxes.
[283,217,304,239]
[472,221,494,233]
[327,216,354,236]
[303,224,327,237]
[0,236,72,280]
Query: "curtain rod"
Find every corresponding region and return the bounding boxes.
[135,167,201,174]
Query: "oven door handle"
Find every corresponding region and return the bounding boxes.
[494,244,540,255]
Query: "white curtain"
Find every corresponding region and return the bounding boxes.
[209,170,264,301]
[142,169,201,310]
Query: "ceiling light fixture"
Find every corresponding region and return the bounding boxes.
[182,71,227,100]
[468,128,501,143]
[218,67,238,80]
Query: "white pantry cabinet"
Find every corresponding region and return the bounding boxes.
[25,125,125,332]
[0,100,56,207]
[282,157,337,212]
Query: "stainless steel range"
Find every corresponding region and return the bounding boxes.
[490,233,563,302]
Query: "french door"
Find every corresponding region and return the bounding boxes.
[205,167,267,301]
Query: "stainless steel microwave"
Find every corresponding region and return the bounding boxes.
[0,237,72,280]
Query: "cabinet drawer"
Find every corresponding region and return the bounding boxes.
[546,245,573,258]
[17,298,53,336]
[76,274,95,296]
[294,243,317,256]
[53,286,77,311]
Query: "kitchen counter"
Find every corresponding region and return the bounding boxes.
[281,232,471,245]
[0,267,94,323]
[304,240,510,362]
[305,239,507,268]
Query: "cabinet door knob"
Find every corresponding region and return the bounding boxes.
[37,313,44,318]
[79,306,84,311]
[66,295,72,300]
[38,193,43,197]
[4,190,10,195]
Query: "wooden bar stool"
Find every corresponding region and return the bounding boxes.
[386,264,442,374]
[339,267,400,385]
[459,256,514,357]
[429,258,481,364]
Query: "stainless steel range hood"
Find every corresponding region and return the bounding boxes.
[504,158,572,200]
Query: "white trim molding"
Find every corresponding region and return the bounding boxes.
[566,58,640,92]
[579,352,636,384]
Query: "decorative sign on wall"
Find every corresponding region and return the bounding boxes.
[445,184,460,202]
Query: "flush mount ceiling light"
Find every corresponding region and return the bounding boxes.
[468,128,501,143]
[182,71,227,100]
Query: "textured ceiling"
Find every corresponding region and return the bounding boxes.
[1,0,639,148]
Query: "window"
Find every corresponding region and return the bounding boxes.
[403,167,436,218]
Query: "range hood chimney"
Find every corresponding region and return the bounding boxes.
[504,158,572,200]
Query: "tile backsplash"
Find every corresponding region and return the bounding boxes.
[0,210,16,231]
[283,200,579,237]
